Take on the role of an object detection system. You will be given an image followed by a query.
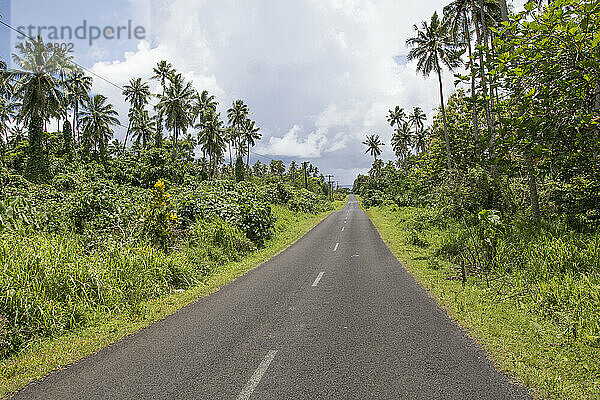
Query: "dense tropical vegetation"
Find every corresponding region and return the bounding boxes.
[355,0,599,396]
[0,36,342,361]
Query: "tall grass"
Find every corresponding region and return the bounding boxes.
[380,205,600,347]
[0,218,254,358]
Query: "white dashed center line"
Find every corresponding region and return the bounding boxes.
[237,350,278,400]
[341,227,344,232]
[312,271,325,287]
[333,242,339,252]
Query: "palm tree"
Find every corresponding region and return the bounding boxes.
[152,60,174,147]
[107,139,122,157]
[407,12,462,170]
[122,77,151,151]
[227,100,249,159]
[131,110,156,149]
[413,128,430,155]
[391,122,412,168]
[408,107,427,133]
[0,60,14,99]
[444,0,480,141]
[387,106,406,130]
[362,134,384,162]
[79,94,120,162]
[289,161,298,182]
[197,110,226,178]
[11,37,65,152]
[474,0,501,172]
[152,61,173,91]
[65,70,92,143]
[194,90,218,123]
[269,160,285,180]
[156,73,195,157]
[242,119,261,170]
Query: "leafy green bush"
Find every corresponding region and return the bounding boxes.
[0,196,35,232]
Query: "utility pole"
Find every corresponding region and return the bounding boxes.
[325,174,334,201]
[302,162,309,189]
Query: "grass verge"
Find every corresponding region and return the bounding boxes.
[367,205,600,400]
[0,204,341,398]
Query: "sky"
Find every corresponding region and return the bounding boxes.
[0,0,525,186]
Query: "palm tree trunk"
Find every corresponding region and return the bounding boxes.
[437,68,452,170]
[474,17,495,161]
[247,142,251,175]
[123,119,132,153]
[73,105,78,143]
[228,141,233,174]
[499,0,508,22]
[172,124,177,159]
[464,12,480,145]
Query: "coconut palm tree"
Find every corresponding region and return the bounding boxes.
[11,37,65,153]
[107,139,122,157]
[269,160,285,180]
[0,60,13,99]
[362,134,384,162]
[65,70,92,142]
[413,127,430,155]
[156,73,195,157]
[227,100,249,157]
[79,94,120,162]
[391,122,413,168]
[408,107,427,134]
[289,160,298,182]
[131,110,156,149]
[122,77,151,151]
[194,90,218,123]
[444,0,480,141]
[197,110,226,178]
[407,12,462,170]
[152,60,174,147]
[387,106,406,130]
[152,61,173,92]
[242,119,261,170]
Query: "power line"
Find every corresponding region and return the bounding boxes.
[250,150,274,162]
[0,19,124,91]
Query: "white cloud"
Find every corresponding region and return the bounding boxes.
[258,125,328,158]
[84,0,461,184]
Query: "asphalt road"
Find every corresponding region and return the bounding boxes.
[14,195,531,399]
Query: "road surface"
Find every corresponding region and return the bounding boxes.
[14,195,530,399]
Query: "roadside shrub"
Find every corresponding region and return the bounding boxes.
[362,189,386,208]
[238,202,275,246]
[186,219,256,269]
[141,180,180,247]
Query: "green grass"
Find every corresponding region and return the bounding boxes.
[0,204,340,398]
[367,205,600,400]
